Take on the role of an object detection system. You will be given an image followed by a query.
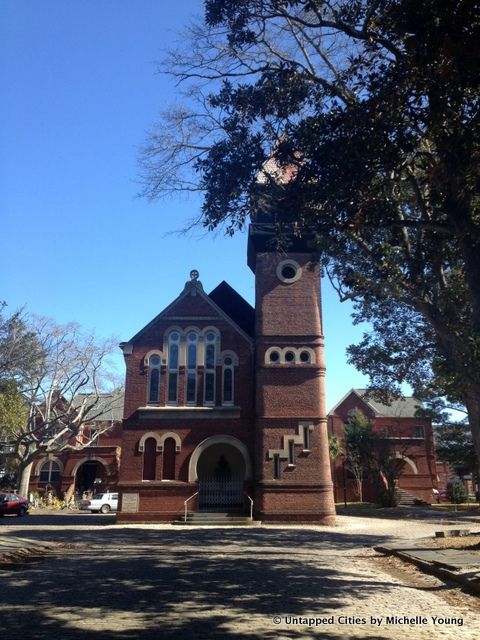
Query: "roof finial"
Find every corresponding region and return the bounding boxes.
[190,269,199,281]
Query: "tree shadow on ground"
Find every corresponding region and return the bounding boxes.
[0,524,407,640]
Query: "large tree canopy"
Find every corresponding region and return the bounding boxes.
[141,0,480,472]
[0,307,121,496]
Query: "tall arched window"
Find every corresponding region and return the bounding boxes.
[147,354,161,404]
[162,437,176,480]
[167,332,180,404]
[185,331,198,404]
[143,437,157,480]
[222,356,234,405]
[204,331,216,405]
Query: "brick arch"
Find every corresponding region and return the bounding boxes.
[188,435,252,482]
[143,349,165,367]
[396,453,418,475]
[34,456,64,476]
[220,350,239,365]
[159,432,181,453]
[70,456,111,477]
[138,432,162,453]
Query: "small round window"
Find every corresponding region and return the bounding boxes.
[285,351,295,363]
[282,265,296,279]
[299,351,311,363]
[276,259,302,284]
[188,332,197,342]
[269,351,280,363]
[206,332,216,342]
[150,355,161,367]
[224,356,233,366]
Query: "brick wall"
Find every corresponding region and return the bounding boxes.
[328,392,437,504]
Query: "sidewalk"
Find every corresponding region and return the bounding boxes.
[334,502,480,595]
[375,532,480,595]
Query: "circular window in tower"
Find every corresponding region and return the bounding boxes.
[285,350,295,363]
[299,350,311,363]
[276,259,302,284]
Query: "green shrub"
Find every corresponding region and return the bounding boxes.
[377,488,401,507]
[447,478,468,504]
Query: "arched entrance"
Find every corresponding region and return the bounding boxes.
[189,436,252,511]
[74,459,108,494]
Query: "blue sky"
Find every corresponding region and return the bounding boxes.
[1,0,371,409]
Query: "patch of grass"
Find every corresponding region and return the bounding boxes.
[430,503,480,511]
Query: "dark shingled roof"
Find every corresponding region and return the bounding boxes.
[354,389,423,418]
[73,390,124,422]
[209,281,255,337]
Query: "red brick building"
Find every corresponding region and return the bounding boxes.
[29,221,440,517]
[328,389,438,504]
[116,220,336,523]
[29,392,124,498]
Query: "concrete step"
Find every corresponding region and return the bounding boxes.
[397,489,427,506]
[173,511,258,526]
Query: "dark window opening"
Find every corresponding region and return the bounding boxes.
[288,441,295,466]
[168,372,178,403]
[273,454,281,480]
[281,265,297,279]
[205,344,215,369]
[186,372,196,403]
[303,426,310,450]
[223,368,233,403]
[143,438,157,481]
[162,437,176,480]
[148,368,160,403]
[205,372,215,403]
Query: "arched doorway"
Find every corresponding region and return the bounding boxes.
[75,460,107,494]
[189,436,252,511]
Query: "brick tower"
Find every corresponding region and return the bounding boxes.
[248,218,336,523]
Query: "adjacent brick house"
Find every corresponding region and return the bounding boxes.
[328,389,437,504]
[116,219,336,523]
[29,392,124,498]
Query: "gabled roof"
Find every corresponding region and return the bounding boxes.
[329,388,423,419]
[73,390,124,422]
[125,276,253,345]
[208,281,255,337]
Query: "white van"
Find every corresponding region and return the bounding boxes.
[86,492,118,514]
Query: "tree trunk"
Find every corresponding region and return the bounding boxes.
[18,461,34,498]
[465,391,480,491]
[356,476,363,502]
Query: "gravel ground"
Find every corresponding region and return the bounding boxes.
[0,511,479,639]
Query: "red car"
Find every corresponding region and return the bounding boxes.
[0,492,29,517]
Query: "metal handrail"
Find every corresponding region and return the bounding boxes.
[184,491,199,523]
[244,492,253,521]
